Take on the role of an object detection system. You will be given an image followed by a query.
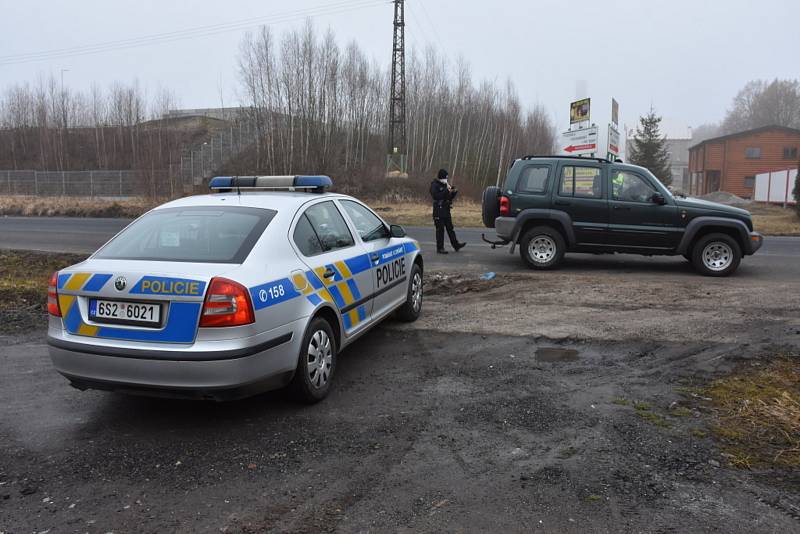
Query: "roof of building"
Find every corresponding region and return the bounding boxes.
[689,125,800,151]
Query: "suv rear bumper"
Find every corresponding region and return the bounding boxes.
[495,217,516,241]
[745,231,763,255]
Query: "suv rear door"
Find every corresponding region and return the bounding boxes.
[607,167,681,250]
[554,162,608,246]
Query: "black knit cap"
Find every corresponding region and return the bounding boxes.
[437,169,449,180]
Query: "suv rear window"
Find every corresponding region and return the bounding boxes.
[94,206,275,263]
[516,165,550,194]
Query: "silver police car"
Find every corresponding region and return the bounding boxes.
[46,175,423,402]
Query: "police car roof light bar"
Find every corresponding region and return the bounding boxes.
[209,175,333,193]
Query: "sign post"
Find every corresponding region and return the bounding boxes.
[570,98,591,127]
[561,126,599,157]
[607,124,620,161]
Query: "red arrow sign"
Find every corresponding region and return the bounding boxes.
[564,143,596,153]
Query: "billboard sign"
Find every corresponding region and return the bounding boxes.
[607,124,620,156]
[570,98,591,124]
[561,126,598,156]
[611,98,619,126]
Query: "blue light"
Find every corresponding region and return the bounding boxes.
[209,176,233,189]
[293,175,333,188]
[209,175,333,191]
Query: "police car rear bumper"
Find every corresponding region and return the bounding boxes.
[47,319,305,401]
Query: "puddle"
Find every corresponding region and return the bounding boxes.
[535,347,579,362]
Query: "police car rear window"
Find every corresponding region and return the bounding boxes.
[94,206,275,263]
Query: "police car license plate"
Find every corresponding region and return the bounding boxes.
[89,299,161,326]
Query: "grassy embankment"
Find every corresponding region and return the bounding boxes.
[0,250,85,334]
[703,356,800,469]
[1,195,799,235]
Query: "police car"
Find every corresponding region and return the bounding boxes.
[46,176,423,402]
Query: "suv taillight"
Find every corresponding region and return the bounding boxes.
[499,196,510,216]
[199,277,255,327]
[48,271,61,317]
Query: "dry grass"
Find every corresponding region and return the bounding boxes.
[0,196,156,218]
[370,200,483,228]
[2,194,798,236]
[749,204,800,236]
[0,250,86,333]
[705,356,800,469]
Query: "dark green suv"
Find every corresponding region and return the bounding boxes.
[481,155,763,276]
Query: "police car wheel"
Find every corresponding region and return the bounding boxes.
[520,226,565,270]
[396,263,423,322]
[290,317,337,403]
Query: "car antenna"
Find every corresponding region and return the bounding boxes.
[235,176,241,196]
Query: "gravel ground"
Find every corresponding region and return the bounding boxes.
[1,270,799,532]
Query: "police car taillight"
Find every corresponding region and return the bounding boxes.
[47,271,61,317]
[499,196,510,216]
[199,277,255,327]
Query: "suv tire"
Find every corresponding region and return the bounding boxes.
[691,233,742,277]
[482,186,501,228]
[520,226,565,270]
[396,263,423,322]
[290,317,337,403]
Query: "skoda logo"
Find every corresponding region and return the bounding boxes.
[114,276,127,291]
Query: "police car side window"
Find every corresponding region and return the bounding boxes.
[293,214,324,256]
[303,201,355,252]
[340,200,389,242]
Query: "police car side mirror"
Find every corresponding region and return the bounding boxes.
[390,224,406,238]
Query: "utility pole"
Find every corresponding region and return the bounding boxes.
[386,0,407,177]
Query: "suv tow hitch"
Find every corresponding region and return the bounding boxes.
[481,234,510,249]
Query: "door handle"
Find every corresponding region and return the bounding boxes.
[370,254,380,263]
[323,268,336,279]
[554,200,571,206]
[613,205,631,211]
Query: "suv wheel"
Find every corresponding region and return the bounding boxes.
[482,186,501,228]
[290,317,337,403]
[520,226,565,269]
[691,233,742,277]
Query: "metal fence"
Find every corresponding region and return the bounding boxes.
[0,170,172,198]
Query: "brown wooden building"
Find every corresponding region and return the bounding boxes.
[687,125,800,198]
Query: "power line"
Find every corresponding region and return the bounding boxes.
[0,0,389,66]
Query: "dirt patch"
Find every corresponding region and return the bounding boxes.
[0,250,85,335]
[424,271,509,296]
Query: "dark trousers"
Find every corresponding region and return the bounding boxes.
[433,213,459,250]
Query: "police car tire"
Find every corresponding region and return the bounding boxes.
[519,226,565,270]
[396,263,423,322]
[290,317,337,403]
[482,186,501,228]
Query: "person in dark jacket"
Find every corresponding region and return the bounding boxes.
[430,169,466,254]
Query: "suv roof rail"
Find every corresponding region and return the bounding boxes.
[520,154,612,164]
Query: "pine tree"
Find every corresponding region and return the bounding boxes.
[628,108,672,186]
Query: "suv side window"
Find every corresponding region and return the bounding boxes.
[303,201,355,252]
[293,213,325,256]
[611,170,657,203]
[559,166,602,198]
[516,165,550,194]
[339,200,390,242]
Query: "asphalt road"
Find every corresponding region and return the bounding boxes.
[2,216,800,279]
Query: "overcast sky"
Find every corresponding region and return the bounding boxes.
[1,0,798,137]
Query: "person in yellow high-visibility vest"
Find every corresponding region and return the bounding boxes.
[612,171,625,200]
